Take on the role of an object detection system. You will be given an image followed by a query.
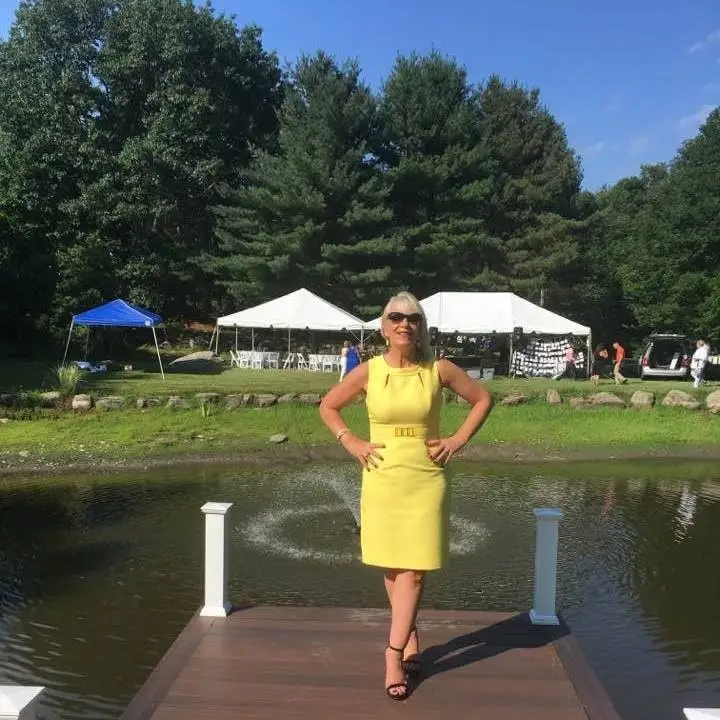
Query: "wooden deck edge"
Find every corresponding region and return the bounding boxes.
[119,609,214,720]
[553,627,623,720]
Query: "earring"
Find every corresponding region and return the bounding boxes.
[385,336,389,347]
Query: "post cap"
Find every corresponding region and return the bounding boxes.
[0,686,45,714]
[533,507,563,520]
[201,502,234,515]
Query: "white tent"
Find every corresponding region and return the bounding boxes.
[213,288,366,352]
[366,291,592,377]
[365,292,590,336]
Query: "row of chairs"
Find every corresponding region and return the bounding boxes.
[229,350,342,372]
[229,350,279,369]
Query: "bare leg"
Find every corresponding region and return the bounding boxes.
[384,571,423,661]
[383,569,425,694]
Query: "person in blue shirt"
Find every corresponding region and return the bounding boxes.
[344,342,361,376]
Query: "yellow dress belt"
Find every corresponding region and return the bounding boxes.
[371,424,432,441]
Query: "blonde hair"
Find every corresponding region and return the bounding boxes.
[382,291,434,363]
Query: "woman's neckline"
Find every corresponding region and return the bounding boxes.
[381,354,421,371]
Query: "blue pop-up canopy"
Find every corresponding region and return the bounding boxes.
[62,299,165,378]
[73,299,163,328]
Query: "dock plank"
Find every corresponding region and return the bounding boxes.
[120,606,620,720]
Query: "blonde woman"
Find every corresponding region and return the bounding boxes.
[319,291,493,700]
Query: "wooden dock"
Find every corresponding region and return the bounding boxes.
[120,606,621,720]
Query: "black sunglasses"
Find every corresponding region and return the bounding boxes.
[386,312,423,324]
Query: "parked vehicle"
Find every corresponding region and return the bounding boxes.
[638,334,693,380]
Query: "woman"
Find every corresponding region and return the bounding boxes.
[591,345,608,387]
[345,342,360,375]
[339,341,350,381]
[319,291,493,700]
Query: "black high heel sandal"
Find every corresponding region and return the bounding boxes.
[385,644,409,700]
[402,626,422,677]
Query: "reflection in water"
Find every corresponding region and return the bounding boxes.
[674,486,697,540]
[0,461,719,720]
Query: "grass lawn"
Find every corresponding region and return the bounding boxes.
[1,356,718,474]
[1,357,717,401]
[1,402,718,474]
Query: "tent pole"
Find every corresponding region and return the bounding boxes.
[61,320,75,367]
[215,325,220,354]
[207,326,216,350]
[152,325,165,380]
[586,332,592,379]
[84,328,90,361]
[235,326,238,351]
[152,326,165,380]
[287,327,291,355]
[251,329,255,353]
[508,334,513,378]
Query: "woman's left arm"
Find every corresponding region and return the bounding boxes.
[426,359,494,465]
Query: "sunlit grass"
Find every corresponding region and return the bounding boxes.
[2,359,717,400]
[0,403,717,467]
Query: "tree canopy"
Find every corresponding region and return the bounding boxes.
[1,0,717,349]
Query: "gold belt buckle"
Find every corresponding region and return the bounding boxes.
[394,426,417,438]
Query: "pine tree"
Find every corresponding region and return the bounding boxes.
[478,76,584,308]
[378,52,499,298]
[211,52,393,317]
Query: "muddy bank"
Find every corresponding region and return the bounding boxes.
[2,441,720,479]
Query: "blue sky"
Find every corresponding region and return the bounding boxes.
[1,0,718,189]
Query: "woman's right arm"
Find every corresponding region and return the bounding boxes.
[319,363,384,469]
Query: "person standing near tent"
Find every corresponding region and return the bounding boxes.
[346,342,360,374]
[612,341,627,384]
[339,341,361,381]
[591,345,608,386]
[319,291,493,700]
[691,339,709,388]
[339,341,350,381]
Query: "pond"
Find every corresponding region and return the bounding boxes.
[1,460,720,720]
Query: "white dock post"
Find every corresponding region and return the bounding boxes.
[200,502,234,617]
[684,710,720,719]
[0,686,44,720]
[529,507,563,626]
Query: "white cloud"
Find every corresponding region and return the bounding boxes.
[628,136,650,155]
[678,104,716,130]
[583,142,605,156]
[689,30,720,54]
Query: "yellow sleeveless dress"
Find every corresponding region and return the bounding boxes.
[360,355,449,570]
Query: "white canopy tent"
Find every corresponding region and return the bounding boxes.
[366,291,589,335]
[366,291,592,374]
[213,288,366,352]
